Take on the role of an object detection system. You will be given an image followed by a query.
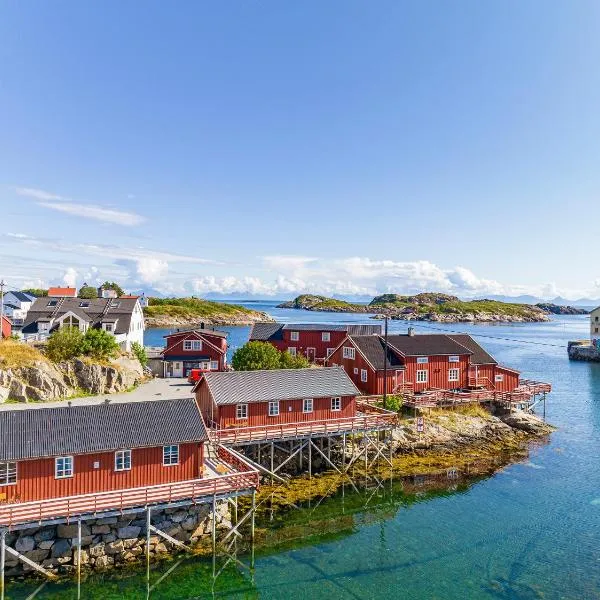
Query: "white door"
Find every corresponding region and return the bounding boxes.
[173,362,183,377]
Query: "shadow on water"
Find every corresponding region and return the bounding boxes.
[5,457,528,600]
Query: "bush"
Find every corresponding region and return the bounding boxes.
[380,394,403,412]
[131,341,148,367]
[279,350,310,369]
[78,285,98,299]
[46,327,85,362]
[79,328,120,360]
[232,341,282,371]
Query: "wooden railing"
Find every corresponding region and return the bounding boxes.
[468,376,495,390]
[0,468,260,528]
[211,410,398,444]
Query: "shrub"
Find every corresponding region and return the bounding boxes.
[279,350,310,369]
[381,394,403,412]
[232,341,282,371]
[79,328,120,360]
[46,327,85,362]
[131,341,148,367]
[78,285,98,299]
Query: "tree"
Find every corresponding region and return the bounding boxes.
[100,281,125,297]
[279,350,310,369]
[78,285,98,299]
[22,288,48,297]
[131,341,148,367]
[46,327,84,362]
[79,328,120,360]
[232,341,282,371]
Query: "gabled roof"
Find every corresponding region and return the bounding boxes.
[348,335,404,370]
[200,367,360,405]
[7,291,35,303]
[0,398,207,462]
[385,334,473,358]
[164,328,228,339]
[48,287,77,297]
[249,323,284,341]
[447,335,497,365]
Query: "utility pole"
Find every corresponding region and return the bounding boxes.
[382,314,389,410]
[0,280,5,339]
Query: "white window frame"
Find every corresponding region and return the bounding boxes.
[236,403,248,420]
[353,367,359,374]
[416,370,428,383]
[115,449,132,472]
[326,348,335,358]
[416,357,429,364]
[163,445,179,466]
[0,462,17,486]
[268,401,280,416]
[55,456,74,479]
[448,368,460,382]
[303,398,313,413]
[361,369,368,383]
[288,347,297,356]
[321,332,331,342]
[290,331,299,342]
[331,397,342,411]
[342,346,355,360]
[183,339,202,351]
[449,356,460,363]
[495,374,504,383]
[210,360,219,370]
[104,323,114,333]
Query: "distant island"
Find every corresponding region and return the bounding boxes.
[144,297,274,328]
[534,303,589,315]
[278,293,559,323]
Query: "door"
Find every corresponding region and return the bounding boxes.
[394,370,404,392]
[307,348,316,362]
[173,362,183,377]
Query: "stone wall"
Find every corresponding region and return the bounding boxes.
[3,500,231,577]
[568,341,600,362]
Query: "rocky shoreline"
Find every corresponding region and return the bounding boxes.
[144,311,273,329]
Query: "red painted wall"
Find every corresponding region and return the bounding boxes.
[3,443,202,504]
[326,341,383,395]
[278,329,348,362]
[1,316,11,338]
[403,355,471,392]
[163,331,226,369]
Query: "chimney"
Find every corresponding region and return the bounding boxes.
[200,322,205,329]
[408,327,415,337]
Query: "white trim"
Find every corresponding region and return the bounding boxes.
[183,339,202,352]
[163,445,179,466]
[268,400,280,416]
[416,357,429,364]
[495,374,504,383]
[448,368,459,382]
[290,331,299,342]
[321,332,331,342]
[326,348,335,358]
[360,369,368,383]
[342,346,355,360]
[448,355,460,363]
[331,397,342,411]
[0,461,17,486]
[236,403,248,420]
[55,456,74,479]
[416,370,428,383]
[303,398,313,413]
[288,347,297,356]
[115,449,132,472]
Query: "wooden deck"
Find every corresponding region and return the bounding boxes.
[209,403,397,445]
[0,447,259,529]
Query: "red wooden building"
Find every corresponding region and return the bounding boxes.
[249,323,382,363]
[1,315,11,338]
[326,331,520,396]
[0,398,207,505]
[161,327,228,378]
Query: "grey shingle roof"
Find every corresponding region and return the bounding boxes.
[249,323,284,341]
[349,335,404,370]
[202,368,360,405]
[165,328,228,339]
[22,297,139,336]
[386,334,474,357]
[10,291,36,303]
[0,398,207,461]
[447,335,497,365]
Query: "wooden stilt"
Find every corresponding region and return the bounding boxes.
[308,436,312,478]
[251,489,256,543]
[146,507,151,577]
[212,494,217,554]
[270,442,274,485]
[77,519,82,584]
[1,529,5,600]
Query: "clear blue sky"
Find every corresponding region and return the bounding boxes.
[1,1,599,299]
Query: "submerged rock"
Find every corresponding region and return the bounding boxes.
[499,411,555,435]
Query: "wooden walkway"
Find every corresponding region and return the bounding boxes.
[0,447,259,529]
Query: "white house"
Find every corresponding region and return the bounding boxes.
[591,307,600,347]
[22,296,145,351]
[2,291,37,327]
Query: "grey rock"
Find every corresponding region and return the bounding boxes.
[95,517,118,525]
[57,523,90,539]
[52,539,72,558]
[15,536,35,553]
[102,534,117,543]
[89,543,106,558]
[105,540,124,555]
[95,555,114,569]
[34,528,56,542]
[117,526,141,539]
[38,540,55,550]
[92,525,110,535]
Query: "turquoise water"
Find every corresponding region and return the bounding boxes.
[7,307,600,599]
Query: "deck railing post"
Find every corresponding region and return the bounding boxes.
[1,528,6,600]
[211,494,217,555]
[146,506,152,576]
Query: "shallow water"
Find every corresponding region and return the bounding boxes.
[7,309,600,599]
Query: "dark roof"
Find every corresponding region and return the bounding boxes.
[22,297,139,336]
[447,335,497,365]
[164,328,228,339]
[163,355,211,362]
[4,304,19,310]
[201,367,360,405]
[347,324,383,336]
[249,323,284,341]
[349,335,404,370]
[386,334,473,357]
[0,398,207,462]
[9,291,35,303]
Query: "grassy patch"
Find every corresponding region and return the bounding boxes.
[0,340,48,368]
[145,297,260,320]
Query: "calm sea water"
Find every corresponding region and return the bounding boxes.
[8,304,600,599]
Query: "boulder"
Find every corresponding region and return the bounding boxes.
[57,523,90,539]
[105,540,124,555]
[52,539,72,558]
[15,536,35,553]
[89,543,106,558]
[38,540,55,550]
[117,526,141,539]
[35,528,56,542]
[95,555,114,569]
[92,525,110,535]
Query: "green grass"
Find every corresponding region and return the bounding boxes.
[145,297,260,319]
[0,339,48,368]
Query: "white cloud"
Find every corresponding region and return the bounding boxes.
[16,187,66,201]
[62,267,78,288]
[37,201,145,226]
[133,258,169,284]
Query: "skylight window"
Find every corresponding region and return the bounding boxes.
[47,300,58,307]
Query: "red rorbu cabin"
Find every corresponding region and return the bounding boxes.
[249,323,382,363]
[326,331,520,396]
[1,315,11,338]
[161,326,228,378]
[0,398,207,506]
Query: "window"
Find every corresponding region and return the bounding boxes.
[163,445,179,466]
[449,356,460,363]
[268,401,280,416]
[322,332,331,342]
[596,316,599,322]
[60,315,80,329]
[79,301,90,308]
[342,347,355,360]
[290,331,299,341]
[210,360,219,370]
[184,340,202,351]
[47,300,58,307]
[0,462,17,486]
[416,357,429,364]
[448,368,460,382]
[110,301,121,308]
[104,323,113,333]
[361,369,368,383]
[331,397,341,411]
[495,374,504,383]
[416,370,428,383]
[353,367,359,374]
[303,398,313,413]
[55,456,74,479]
[596,328,599,334]
[326,348,335,358]
[288,347,297,356]
[115,450,132,471]
[236,404,248,419]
